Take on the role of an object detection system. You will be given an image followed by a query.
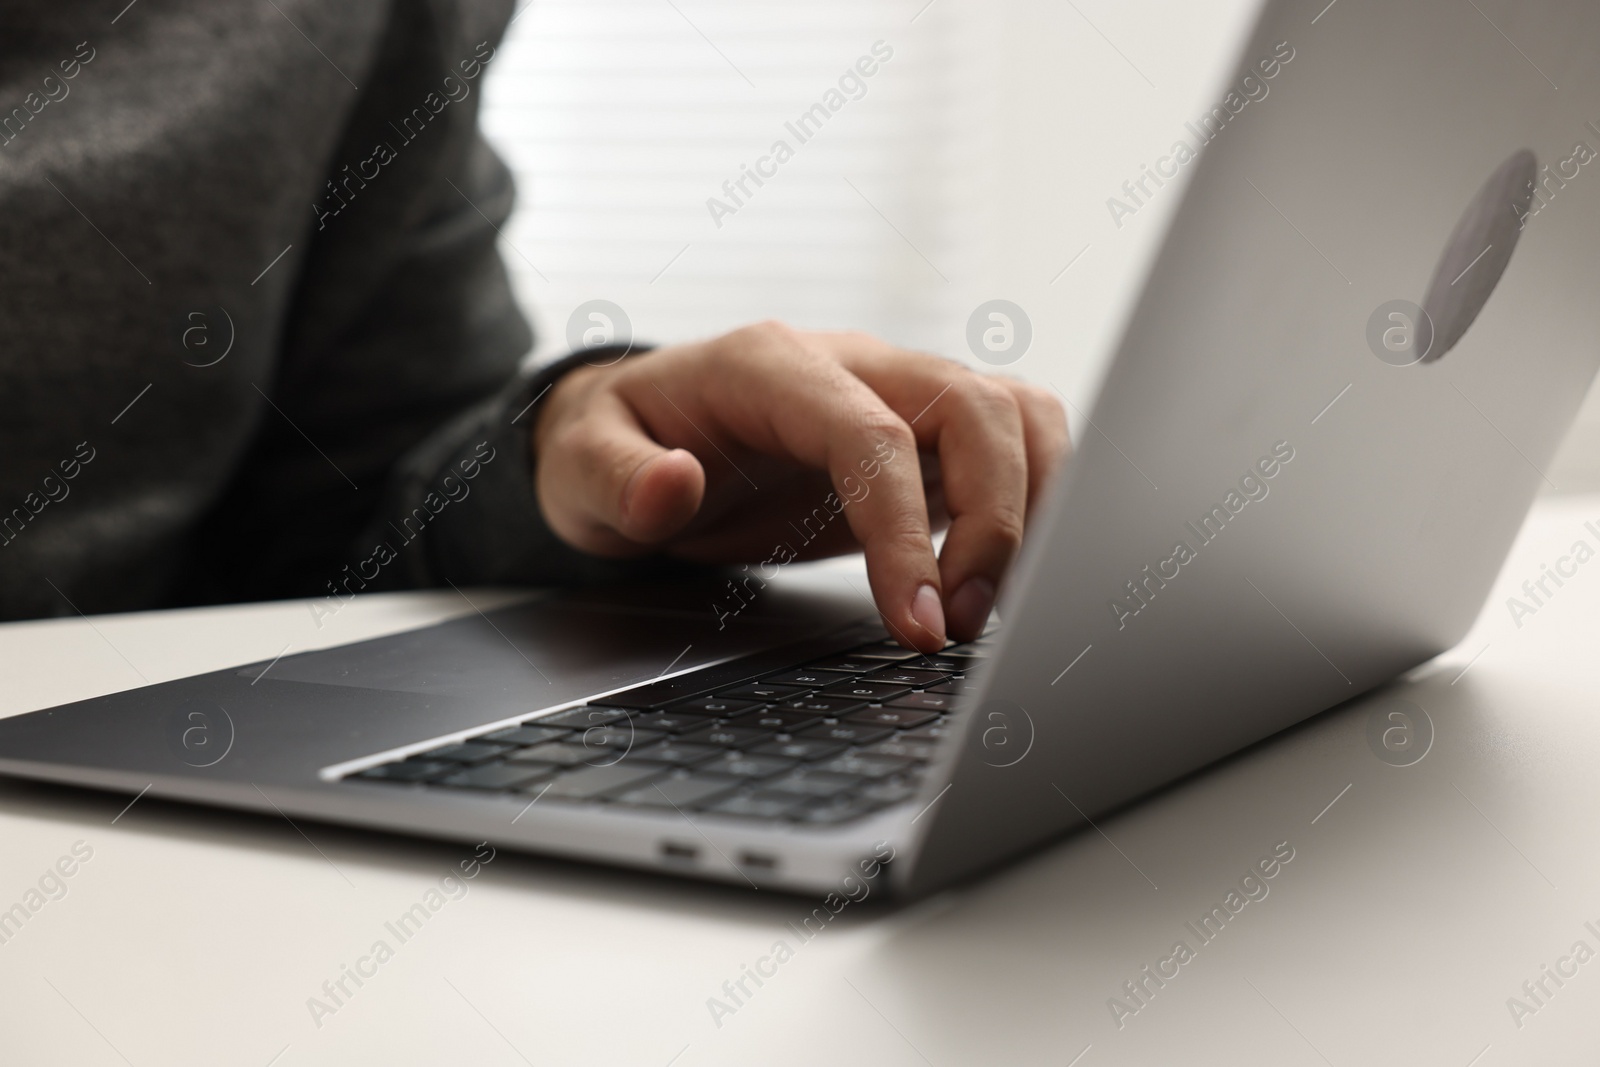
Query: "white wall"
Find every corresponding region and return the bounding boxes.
[480,0,1600,488]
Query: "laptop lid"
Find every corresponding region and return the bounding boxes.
[901,0,1600,894]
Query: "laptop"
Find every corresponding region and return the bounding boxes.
[3,0,1596,897]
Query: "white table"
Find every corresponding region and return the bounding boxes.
[3,495,1598,1066]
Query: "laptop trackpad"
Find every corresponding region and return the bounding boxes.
[254,579,873,706]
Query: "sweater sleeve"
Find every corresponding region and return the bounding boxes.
[179,1,658,605]
[361,344,660,591]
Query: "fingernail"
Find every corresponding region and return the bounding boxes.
[948,577,996,640]
[911,583,945,642]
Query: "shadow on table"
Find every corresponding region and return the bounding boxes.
[828,671,1546,1064]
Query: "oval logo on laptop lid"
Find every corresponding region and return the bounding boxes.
[1417,149,1537,363]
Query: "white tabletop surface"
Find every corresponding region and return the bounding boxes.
[3,494,1599,1066]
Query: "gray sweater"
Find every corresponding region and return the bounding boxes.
[0,0,618,621]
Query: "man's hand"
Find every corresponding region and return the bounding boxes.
[532,323,1069,652]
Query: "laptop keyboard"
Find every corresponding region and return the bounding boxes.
[344,635,989,826]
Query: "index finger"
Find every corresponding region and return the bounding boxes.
[838,347,1031,642]
[619,324,949,651]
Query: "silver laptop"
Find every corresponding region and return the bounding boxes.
[3,0,1596,896]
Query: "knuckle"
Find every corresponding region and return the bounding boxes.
[1019,386,1071,452]
[868,516,935,556]
[853,406,916,452]
[986,505,1027,551]
[967,375,1023,419]
[736,319,800,350]
[1025,383,1068,425]
[717,320,824,378]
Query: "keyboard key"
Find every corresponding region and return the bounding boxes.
[900,656,969,673]
[745,710,823,732]
[628,742,727,766]
[704,753,797,779]
[679,725,770,749]
[534,706,627,729]
[779,696,869,716]
[572,725,665,749]
[763,669,839,688]
[416,741,516,765]
[899,722,954,742]
[507,742,610,767]
[799,722,895,746]
[886,692,955,712]
[808,656,889,674]
[938,646,987,660]
[865,667,950,687]
[481,724,572,746]
[751,738,849,761]
[923,678,983,696]
[633,712,714,734]
[612,774,743,810]
[704,792,808,819]
[670,697,761,718]
[437,763,555,791]
[861,738,938,761]
[812,754,915,779]
[718,682,811,703]
[764,769,864,797]
[355,760,453,783]
[819,680,912,702]
[542,764,667,800]
[857,636,922,649]
[846,707,940,729]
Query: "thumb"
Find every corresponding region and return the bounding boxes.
[617,446,705,543]
[541,406,706,552]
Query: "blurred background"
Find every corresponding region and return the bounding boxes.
[479,0,1600,491]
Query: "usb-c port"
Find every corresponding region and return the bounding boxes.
[660,841,699,863]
